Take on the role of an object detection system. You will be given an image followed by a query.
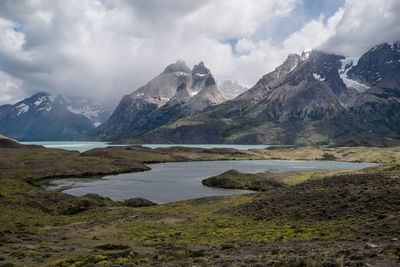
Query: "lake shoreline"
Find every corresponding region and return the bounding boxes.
[43,160,375,203]
[1,141,400,266]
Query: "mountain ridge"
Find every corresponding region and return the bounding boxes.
[0,92,112,141]
[107,41,400,145]
[89,61,226,140]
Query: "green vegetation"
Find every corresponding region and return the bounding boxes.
[1,142,400,265]
[321,152,337,161]
[202,168,353,191]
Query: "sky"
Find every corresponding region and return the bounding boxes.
[0,0,399,106]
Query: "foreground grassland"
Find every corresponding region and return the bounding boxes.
[1,142,400,266]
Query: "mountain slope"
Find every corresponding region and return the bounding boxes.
[347,42,400,138]
[91,61,226,140]
[0,93,111,141]
[123,43,400,145]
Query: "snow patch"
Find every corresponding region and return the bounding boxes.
[176,72,189,76]
[34,96,47,106]
[67,106,101,120]
[341,76,370,93]
[16,103,29,115]
[94,122,101,127]
[189,91,199,97]
[135,93,144,97]
[313,73,324,82]
[301,51,311,60]
[48,95,57,102]
[338,57,369,93]
[37,106,52,112]
[195,73,208,77]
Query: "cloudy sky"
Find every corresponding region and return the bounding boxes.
[0,0,399,106]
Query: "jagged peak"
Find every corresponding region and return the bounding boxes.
[282,53,302,68]
[16,92,51,105]
[163,60,191,74]
[192,61,211,75]
[301,51,311,60]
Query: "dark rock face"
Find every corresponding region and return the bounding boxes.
[163,60,191,74]
[350,86,400,137]
[348,42,400,138]
[0,92,98,141]
[348,42,400,89]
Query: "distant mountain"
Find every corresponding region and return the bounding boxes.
[117,42,400,145]
[62,97,112,127]
[218,80,247,99]
[90,61,226,140]
[0,92,112,141]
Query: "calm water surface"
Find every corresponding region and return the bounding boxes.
[45,160,376,203]
[21,141,271,152]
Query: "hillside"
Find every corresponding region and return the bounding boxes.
[1,144,400,265]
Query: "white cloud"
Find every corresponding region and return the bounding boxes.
[0,71,27,105]
[283,8,344,54]
[320,0,400,57]
[0,0,398,106]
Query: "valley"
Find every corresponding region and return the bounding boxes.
[1,2,400,266]
[1,138,400,266]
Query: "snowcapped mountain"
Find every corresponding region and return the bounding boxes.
[0,92,111,141]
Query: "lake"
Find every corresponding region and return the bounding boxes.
[21,141,271,152]
[45,160,376,203]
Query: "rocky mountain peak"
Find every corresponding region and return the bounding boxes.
[191,61,213,93]
[274,53,303,78]
[347,41,400,88]
[307,50,345,77]
[248,53,303,93]
[192,61,210,75]
[163,60,191,74]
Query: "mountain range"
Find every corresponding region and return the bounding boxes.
[0,93,112,141]
[1,41,399,144]
[95,41,400,145]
